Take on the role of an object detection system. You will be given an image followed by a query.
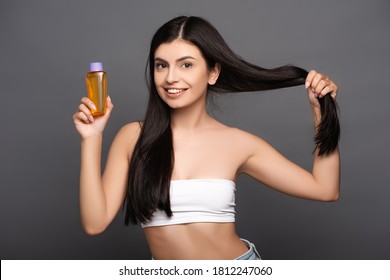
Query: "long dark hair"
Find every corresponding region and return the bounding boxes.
[124,16,340,225]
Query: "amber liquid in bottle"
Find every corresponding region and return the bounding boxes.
[86,66,107,117]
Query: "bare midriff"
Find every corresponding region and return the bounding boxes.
[143,222,248,260]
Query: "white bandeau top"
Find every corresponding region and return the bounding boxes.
[141,179,236,228]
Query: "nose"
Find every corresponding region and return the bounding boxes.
[166,67,178,84]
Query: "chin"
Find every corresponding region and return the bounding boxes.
[166,102,188,109]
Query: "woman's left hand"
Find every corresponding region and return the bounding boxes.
[305,70,338,108]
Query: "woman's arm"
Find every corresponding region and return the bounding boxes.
[79,123,140,234]
[73,96,140,234]
[239,134,340,201]
[239,70,340,201]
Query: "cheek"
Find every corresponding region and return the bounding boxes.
[153,72,162,85]
[154,75,167,95]
[190,72,211,89]
[183,69,207,83]
[153,74,164,95]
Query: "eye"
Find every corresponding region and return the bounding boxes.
[155,63,167,69]
[182,63,192,69]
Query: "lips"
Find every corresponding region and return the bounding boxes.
[165,88,188,98]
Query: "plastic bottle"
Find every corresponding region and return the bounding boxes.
[86,62,107,116]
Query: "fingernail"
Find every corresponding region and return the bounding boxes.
[89,115,94,122]
[305,81,310,89]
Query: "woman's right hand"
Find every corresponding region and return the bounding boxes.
[73,96,114,139]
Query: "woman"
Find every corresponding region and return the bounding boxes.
[73,16,340,260]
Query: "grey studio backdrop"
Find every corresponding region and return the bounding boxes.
[1,0,389,260]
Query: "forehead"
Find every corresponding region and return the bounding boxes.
[154,39,203,60]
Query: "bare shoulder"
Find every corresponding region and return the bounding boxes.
[223,127,285,179]
[213,126,277,175]
[112,121,142,159]
[118,121,142,136]
[223,126,268,147]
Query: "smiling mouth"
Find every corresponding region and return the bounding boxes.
[165,88,188,95]
[165,88,188,98]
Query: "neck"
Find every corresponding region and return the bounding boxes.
[170,100,210,132]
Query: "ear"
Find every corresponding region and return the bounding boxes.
[208,63,221,85]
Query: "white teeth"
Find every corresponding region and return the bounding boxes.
[167,89,185,94]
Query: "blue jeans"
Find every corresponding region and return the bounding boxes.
[235,238,261,260]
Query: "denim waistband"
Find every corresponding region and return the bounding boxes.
[234,238,261,260]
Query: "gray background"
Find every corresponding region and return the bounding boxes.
[1,0,389,259]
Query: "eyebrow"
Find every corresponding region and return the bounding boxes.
[154,56,196,63]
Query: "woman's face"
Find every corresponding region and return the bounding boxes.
[153,39,220,109]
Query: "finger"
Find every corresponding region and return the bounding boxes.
[74,111,91,124]
[307,88,320,106]
[103,96,114,119]
[328,84,338,100]
[319,85,333,98]
[320,82,338,99]
[315,79,329,95]
[332,83,338,96]
[81,97,97,111]
[331,88,337,100]
[305,70,317,89]
[311,73,325,91]
[78,103,94,122]
[106,95,114,110]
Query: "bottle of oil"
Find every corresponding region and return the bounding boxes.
[86,62,107,116]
